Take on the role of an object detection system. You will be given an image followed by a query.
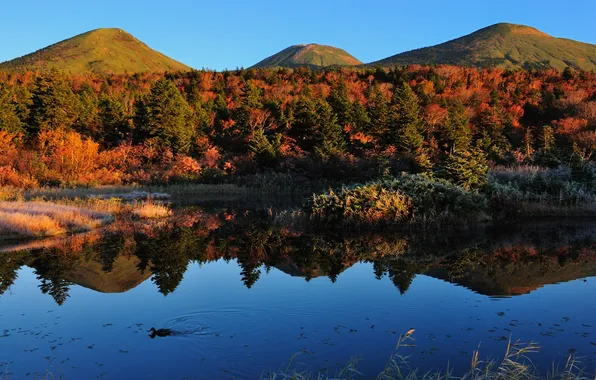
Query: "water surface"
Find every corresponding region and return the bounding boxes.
[1,209,595,379]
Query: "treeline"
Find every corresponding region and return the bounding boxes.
[0,65,595,188]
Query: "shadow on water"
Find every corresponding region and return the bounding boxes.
[1,206,596,303]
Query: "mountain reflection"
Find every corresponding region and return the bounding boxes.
[1,208,596,305]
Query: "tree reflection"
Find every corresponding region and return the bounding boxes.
[1,210,596,305]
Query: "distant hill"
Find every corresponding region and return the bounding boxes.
[0,28,190,74]
[252,44,362,69]
[370,23,596,70]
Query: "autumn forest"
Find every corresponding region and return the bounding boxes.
[0,65,594,190]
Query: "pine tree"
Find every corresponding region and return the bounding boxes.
[366,84,390,138]
[443,147,488,191]
[328,79,351,127]
[0,82,24,134]
[291,85,319,151]
[315,100,346,158]
[249,128,281,166]
[348,100,371,132]
[443,101,471,153]
[28,69,79,135]
[75,83,99,137]
[389,81,424,155]
[98,93,130,146]
[476,103,510,161]
[135,79,194,154]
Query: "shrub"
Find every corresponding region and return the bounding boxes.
[307,175,489,227]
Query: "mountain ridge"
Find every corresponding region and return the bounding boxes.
[369,23,596,70]
[0,28,191,74]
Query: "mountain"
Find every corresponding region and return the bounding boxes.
[370,23,596,70]
[0,28,190,74]
[252,44,362,69]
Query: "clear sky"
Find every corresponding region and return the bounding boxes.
[1,0,595,71]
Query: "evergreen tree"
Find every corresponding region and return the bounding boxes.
[366,84,390,138]
[0,82,24,134]
[135,79,194,154]
[315,100,346,158]
[389,81,424,155]
[28,69,79,135]
[476,104,510,161]
[348,100,371,132]
[328,79,351,127]
[443,147,488,191]
[75,83,99,137]
[98,93,130,146]
[291,86,319,151]
[249,128,281,166]
[443,101,472,153]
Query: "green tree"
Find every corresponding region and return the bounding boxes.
[75,83,99,137]
[0,82,24,134]
[348,100,371,132]
[98,93,130,146]
[476,104,510,161]
[315,100,346,158]
[28,69,79,135]
[328,79,351,127]
[389,81,424,155]
[134,79,194,154]
[249,127,282,166]
[443,147,488,191]
[443,101,472,153]
[291,86,319,151]
[366,84,390,138]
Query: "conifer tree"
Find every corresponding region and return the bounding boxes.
[98,93,130,146]
[135,78,193,154]
[315,100,346,158]
[443,147,488,191]
[389,81,424,155]
[443,101,472,153]
[366,84,390,138]
[28,69,79,135]
[328,79,351,127]
[0,82,24,134]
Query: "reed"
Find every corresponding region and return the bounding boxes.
[266,331,594,380]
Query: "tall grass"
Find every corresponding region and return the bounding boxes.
[0,201,113,238]
[266,331,595,380]
[132,202,172,219]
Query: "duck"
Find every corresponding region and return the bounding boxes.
[148,327,172,339]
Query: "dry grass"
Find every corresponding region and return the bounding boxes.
[0,200,114,239]
[131,202,172,219]
[267,331,595,380]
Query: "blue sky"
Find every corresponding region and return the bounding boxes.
[1,0,595,71]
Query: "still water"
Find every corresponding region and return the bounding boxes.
[0,208,595,379]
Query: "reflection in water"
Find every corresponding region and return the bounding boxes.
[1,209,596,378]
[2,208,596,303]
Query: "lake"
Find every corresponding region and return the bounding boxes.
[1,206,595,379]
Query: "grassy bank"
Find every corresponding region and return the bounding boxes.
[0,198,171,240]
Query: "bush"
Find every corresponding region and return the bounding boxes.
[307,174,489,227]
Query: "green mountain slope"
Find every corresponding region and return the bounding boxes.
[252,44,362,68]
[0,28,191,74]
[370,23,596,70]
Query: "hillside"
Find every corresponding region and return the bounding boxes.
[251,44,362,69]
[0,28,190,74]
[370,23,596,70]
